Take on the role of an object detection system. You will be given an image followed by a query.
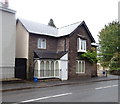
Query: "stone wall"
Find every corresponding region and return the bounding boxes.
[68,25,97,79]
[27,24,97,80]
[28,34,57,79]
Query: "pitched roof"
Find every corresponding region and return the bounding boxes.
[34,51,67,59]
[17,18,95,42]
[58,22,82,37]
[18,18,58,37]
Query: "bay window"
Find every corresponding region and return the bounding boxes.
[77,38,86,52]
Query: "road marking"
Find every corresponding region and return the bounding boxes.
[15,93,72,103]
[95,85,118,90]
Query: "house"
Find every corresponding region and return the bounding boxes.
[0,1,16,80]
[16,18,97,80]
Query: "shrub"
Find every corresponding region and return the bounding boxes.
[81,50,98,63]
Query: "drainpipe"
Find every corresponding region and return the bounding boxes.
[64,37,66,52]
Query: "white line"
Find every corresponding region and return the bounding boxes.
[17,93,72,103]
[95,84,118,90]
[112,85,118,87]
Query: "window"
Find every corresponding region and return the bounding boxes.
[77,38,86,52]
[34,61,39,77]
[40,61,44,77]
[51,61,54,76]
[55,61,59,76]
[38,60,60,78]
[38,38,46,49]
[46,61,49,77]
[76,60,85,73]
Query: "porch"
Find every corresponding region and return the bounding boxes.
[34,51,68,80]
[34,59,68,80]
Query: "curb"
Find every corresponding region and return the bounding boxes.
[1,78,119,92]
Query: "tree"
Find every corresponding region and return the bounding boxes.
[48,18,56,28]
[109,52,120,71]
[98,21,120,70]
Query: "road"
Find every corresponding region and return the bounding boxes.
[2,80,118,103]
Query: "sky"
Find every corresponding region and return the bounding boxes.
[9,0,119,43]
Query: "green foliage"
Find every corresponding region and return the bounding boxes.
[81,50,98,63]
[48,18,56,28]
[98,21,120,69]
[109,52,120,71]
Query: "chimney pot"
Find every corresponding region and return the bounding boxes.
[5,0,9,7]
[1,0,9,7]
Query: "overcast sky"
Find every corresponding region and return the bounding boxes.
[9,0,119,42]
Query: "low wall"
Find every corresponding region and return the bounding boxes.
[109,70,120,75]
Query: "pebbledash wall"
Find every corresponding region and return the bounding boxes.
[0,5,16,79]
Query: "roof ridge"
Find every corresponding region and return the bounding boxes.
[58,21,82,29]
[18,18,58,29]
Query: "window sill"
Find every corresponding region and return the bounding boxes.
[76,72,85,74]
[77,50,86,53]
[38,48,46,50]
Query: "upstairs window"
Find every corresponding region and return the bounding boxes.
[38,38,46,49]
[77,38,86,52]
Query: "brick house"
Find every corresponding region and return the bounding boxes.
[16,18,97,80]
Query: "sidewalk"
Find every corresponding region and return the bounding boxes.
[1,75,119,92]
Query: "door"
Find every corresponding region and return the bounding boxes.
[60,60,68,80]
[15,58,27,79]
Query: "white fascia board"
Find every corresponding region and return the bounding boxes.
[91,43,99,47]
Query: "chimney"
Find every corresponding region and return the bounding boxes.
[5,0,9,7]
[1,0,9,7]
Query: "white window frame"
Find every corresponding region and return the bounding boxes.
[36,60,60,79]
[76,60,85,73]
[38,38,46,49]
[77,38,86,52]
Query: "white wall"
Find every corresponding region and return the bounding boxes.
[0,6,2,104]
[16,21,29,59]
[0,6,16,79]
[0,7,2,80]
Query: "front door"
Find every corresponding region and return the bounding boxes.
[60,60,68,80]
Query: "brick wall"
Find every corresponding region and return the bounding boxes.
[68,25,97,79]
[27,25,97,80]
[28,34,57,79]
[57,36,69,52]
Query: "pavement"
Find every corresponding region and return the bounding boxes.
[1,75,119,92]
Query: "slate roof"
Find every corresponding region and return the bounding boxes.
[18,18,58,37]
[58,22,82,37]
[18,18,82,37]
[34,51,67,59]
[18,18,95,42]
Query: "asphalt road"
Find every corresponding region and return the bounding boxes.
[2,80,118,103]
